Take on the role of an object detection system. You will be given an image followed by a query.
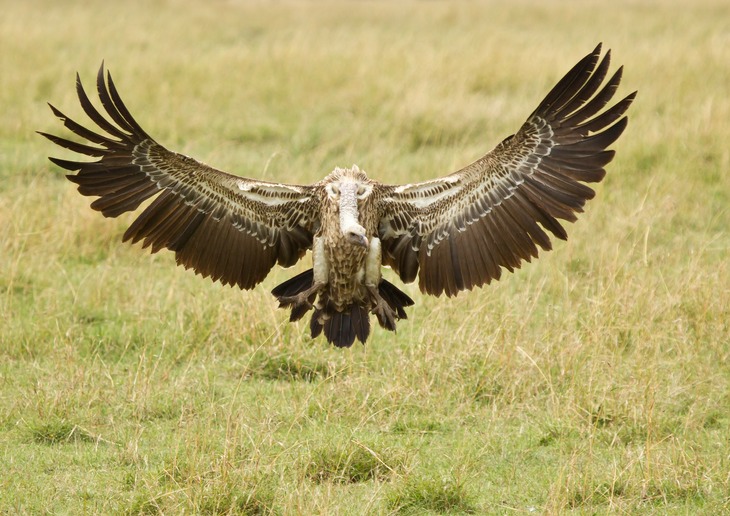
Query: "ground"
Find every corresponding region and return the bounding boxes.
[1,0,728,513]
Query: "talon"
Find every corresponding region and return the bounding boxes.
[278,292,314,309]
[367,285,398,331]
[275,282,324,322]
[374,304,397,331]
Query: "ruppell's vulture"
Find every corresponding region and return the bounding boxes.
[41,44,635,347]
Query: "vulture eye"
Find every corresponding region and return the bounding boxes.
[326,183,340,198]
[356,184,371,199]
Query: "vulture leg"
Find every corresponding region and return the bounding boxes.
[367,279,415,332]
[275,282,325,322]
[367,285,399,331]
[271,268,325,322]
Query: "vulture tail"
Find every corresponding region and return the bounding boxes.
[309,296,370,348]
[274,270,413,346]
[316,303,371,348]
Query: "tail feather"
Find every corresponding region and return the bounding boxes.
[325,311,356,348]
[350,305,370,344]
[271,268,313,299]
[309,301,371,348]
[323,305,370,348]
[310,307,324,339]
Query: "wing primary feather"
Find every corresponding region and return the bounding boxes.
[145,203,196,252]
[554,52,612,120]
[36,131,106,156]
[42,105,126,148]
[47,156,95,172]
[64,167,141,193]
[571,117,629,152]
[75,73,128,141]
[105,69,154,141]
[573,92,636,134]
[507,192,555,251]
[122,189,176,244]
[532,44,602,117]
[498,201,542,258]
[168,211,206,252]
[148,209,199,253]
[558,68,624,129]
[95,65,137,136]
[525,173,587,212]
[89,179,159,217]
[539,158,606,184]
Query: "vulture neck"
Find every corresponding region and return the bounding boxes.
[338,182,367,246]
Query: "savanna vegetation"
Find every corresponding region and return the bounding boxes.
[1,0,728,513]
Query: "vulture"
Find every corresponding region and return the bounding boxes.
[41,44,635,347]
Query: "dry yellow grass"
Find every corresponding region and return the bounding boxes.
[1,0,728,513]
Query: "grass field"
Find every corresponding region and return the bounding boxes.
[1,0,729,513]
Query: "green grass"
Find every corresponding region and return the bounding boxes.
[386,476,476,514]
[1,0,729,513]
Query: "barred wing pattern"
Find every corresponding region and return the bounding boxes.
[40,66,319,289]
[378,44,636,297]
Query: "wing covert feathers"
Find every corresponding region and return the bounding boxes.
[41,64,317,290]
[379,44,635,297]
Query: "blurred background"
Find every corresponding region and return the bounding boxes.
[1,0,728,513]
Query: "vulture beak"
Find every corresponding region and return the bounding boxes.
[347,231,369,248]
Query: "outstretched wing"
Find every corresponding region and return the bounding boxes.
[40,65,319,289]
[378,44,636,297]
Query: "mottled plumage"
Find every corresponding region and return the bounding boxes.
[41,44,635,347]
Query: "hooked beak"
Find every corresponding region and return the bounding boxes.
[347,231,369,248]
